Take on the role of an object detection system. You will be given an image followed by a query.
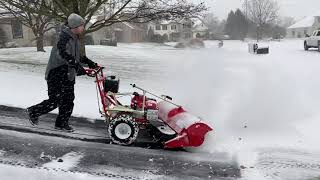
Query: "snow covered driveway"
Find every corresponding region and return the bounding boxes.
[0,128,239,180]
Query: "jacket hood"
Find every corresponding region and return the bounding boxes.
[61,25,77,39]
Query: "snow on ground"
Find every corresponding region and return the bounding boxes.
[0,163,114,180]
[43,152,84,170]
[0,163,167,180]
[1,40,320,179]
[0,150,5,156]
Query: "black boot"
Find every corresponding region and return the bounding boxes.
[55,122,74,132]
[26,108,39,126]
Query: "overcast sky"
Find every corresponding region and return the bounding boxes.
[205,0,320,21]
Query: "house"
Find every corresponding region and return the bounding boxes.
[0,11,145,47]
[113,22,145,43]
[0,10,35,47]
[0,9,55,47]
[192,19,209,39]
[87,15,145,44]
[147,18,193,42]
[89,22,145,44]
[287,12,320,38]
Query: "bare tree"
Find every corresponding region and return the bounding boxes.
[246,0,279,41]
[22,0,207,54]
[278,16,295,28]
[0,0,55,51]
[203,13,220,32]
[0,27,8,47]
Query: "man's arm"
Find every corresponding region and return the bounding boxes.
[80,56,98,68]
[57,32,74,64]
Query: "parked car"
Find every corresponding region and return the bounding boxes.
[304,30,320,51]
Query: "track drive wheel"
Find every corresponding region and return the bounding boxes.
[108,113,139,145]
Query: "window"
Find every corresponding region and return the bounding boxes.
[171,25,176,30]
[155,25,161,30]
[304,29,308,35]
[183,24,191,29]
[292,31,295,37]
[184,33,191,38]
[11,20,23,39]
[313,31,318,36]
[297,33,301,38]
[317,31,320,36]
[162,25,167,30]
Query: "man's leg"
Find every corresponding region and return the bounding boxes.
[55,81,75,131]
[27,81,60,125]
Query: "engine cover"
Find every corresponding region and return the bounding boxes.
[131,94,158,110]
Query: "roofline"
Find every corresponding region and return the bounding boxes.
[288,17,315,29]
[287,25,313,29]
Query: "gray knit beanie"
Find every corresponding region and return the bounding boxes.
[68,13,85,28]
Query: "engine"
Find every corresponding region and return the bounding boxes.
[104,75,120,93]
[130,92,158,110]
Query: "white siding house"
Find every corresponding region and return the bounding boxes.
[287,12,320,38]
[192,20,209,38]
[148,19,193,41]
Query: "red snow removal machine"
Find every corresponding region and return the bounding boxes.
[86,66,213,149]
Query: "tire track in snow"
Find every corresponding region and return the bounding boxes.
[255,149,320,180]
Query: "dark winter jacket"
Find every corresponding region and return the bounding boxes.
[45,25,96,82]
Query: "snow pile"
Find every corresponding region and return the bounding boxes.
[40,152,55,161]
[42,152,84,170]
[0,150,5,156]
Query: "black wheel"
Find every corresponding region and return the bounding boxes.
[304,42,309,51]
[108,113,139,145]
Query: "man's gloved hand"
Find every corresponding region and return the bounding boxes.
[76,65,87,76]
[88,61,98,69]
[81,56,98,69]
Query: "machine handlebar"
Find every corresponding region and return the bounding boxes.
[130,83,179,107]
[85,66,105,77]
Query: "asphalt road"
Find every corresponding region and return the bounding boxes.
[0,105,241,180]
